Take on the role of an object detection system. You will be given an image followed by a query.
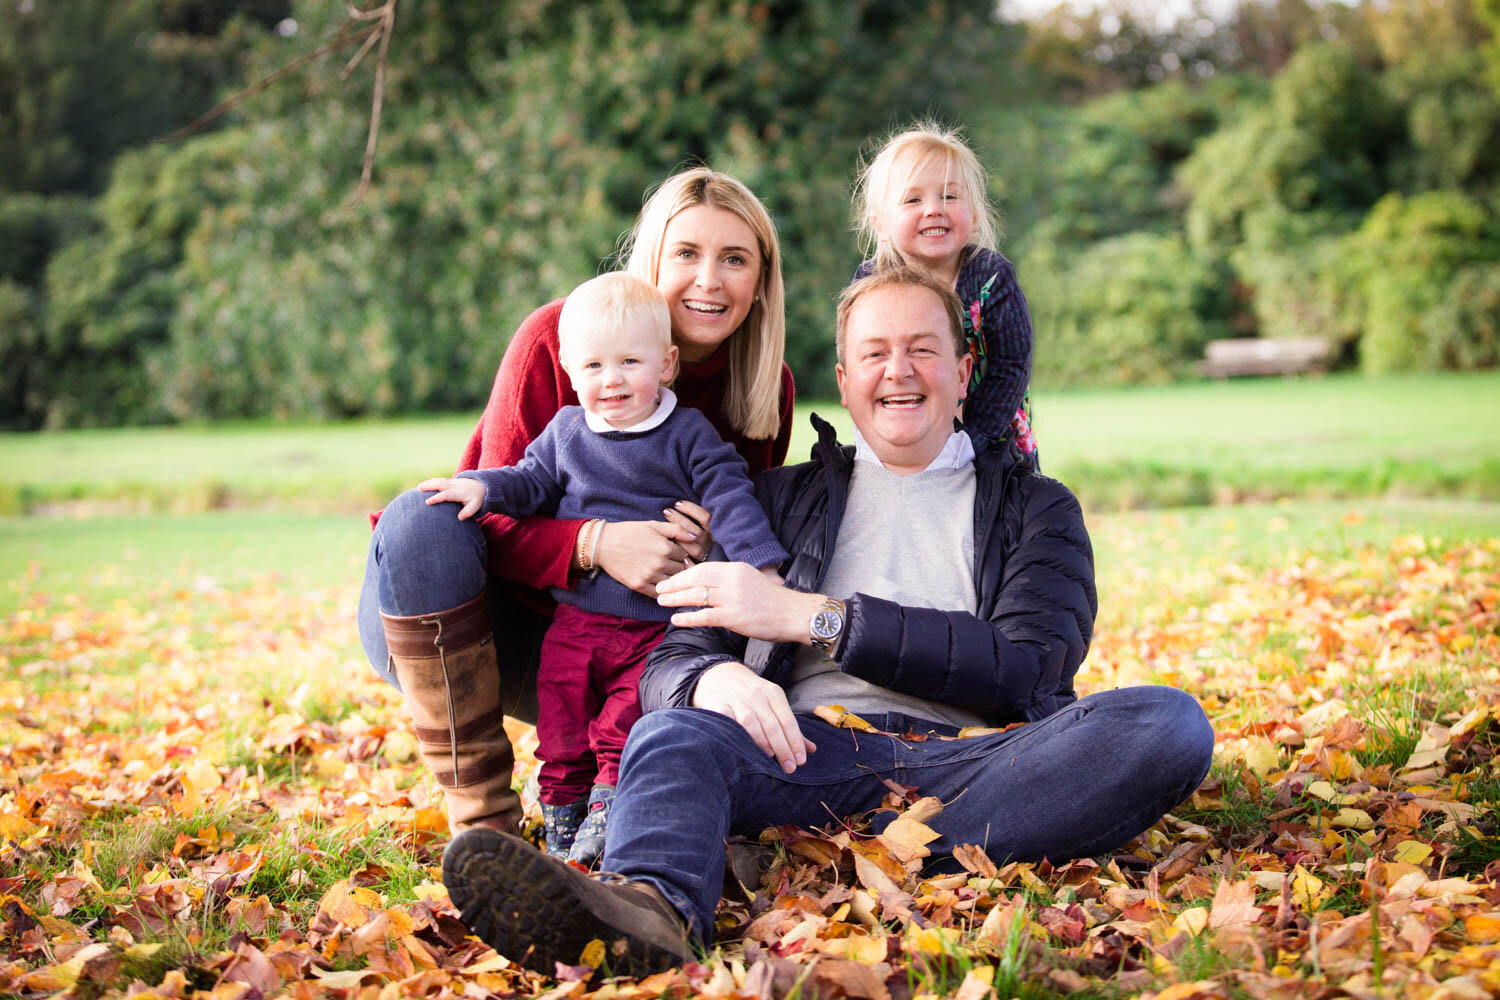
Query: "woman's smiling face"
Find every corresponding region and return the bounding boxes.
[654,205,762,363]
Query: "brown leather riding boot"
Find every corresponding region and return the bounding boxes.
[381,592,522,834]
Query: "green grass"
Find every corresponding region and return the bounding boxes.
[1085,498,1500,592]
[0,511,366,613]
[3,372,1498,514]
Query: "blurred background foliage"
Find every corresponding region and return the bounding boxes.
[1,0,1497,428]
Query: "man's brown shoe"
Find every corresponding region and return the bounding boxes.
[442,828,693,977]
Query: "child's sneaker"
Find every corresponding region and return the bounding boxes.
[566,784,615,868]
[540,798,588,857]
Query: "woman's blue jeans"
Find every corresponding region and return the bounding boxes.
[603,687,1214,944]
[357,488,545,722]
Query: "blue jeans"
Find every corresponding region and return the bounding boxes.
[602,686,1213,944]
[357,488,546,721]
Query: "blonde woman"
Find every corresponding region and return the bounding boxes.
[358,168,796,842]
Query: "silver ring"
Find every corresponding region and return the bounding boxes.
[702,585,711,606]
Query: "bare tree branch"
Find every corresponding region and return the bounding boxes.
[164,19,377,144]
[164,0,401,208]
[345,0,397,207]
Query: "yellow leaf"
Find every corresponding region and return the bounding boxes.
[579,938,606,968]
[1251,871,1288,892]
[878,814,940,863]
[1332,808,1373,830]
[1291,867,1329,910]
[1305,780,1352,804]
[1155,980,1228,1000]
[386,908,417,937]
[812,704,877,732]
[951,967,996,1000]
[1239,739,1281,778]
[1393,840,1433,866]
[1464,913,1500,942]
[820,931,889,963]
[124,943,165,960]
[905,925,957,955]
[1171,906,1209,937]
[382,729,419,763]
[413,880,449,903]
[182,758,221,792]
[1402,723,1450,773]
[310,968,377,988]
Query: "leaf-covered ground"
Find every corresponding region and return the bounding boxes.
[2,510,1499,999]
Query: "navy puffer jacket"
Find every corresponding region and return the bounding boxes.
[640,415,1097,727]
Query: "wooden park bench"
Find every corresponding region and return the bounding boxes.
[1197,336,1334,378]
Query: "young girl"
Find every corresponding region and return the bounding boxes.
[853,122,1038,457]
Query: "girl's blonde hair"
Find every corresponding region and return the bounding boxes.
[854,121,999,271]
[619,167,786,441]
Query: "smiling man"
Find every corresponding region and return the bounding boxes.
[441,267,1215,975]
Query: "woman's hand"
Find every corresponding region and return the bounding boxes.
[664,500,713,562]
[593,518,700,596]
[419,477,485,520]
[590,501,713,596]
[692,661,816,773]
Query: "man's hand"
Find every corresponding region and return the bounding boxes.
[656,561,825,643]
[692,661,816,773]
[419,477,485,520]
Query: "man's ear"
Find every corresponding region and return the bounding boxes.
[955,351,973,401]
[835,363,848,408]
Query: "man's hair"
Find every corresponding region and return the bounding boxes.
[558,273,672,372]
[835,266,967,366]
[853,120,1000,271]
[617,166,786,441]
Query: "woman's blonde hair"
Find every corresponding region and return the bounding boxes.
[854,121,999,271]
[619,167,786,441]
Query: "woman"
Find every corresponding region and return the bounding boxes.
[357,168,797,836]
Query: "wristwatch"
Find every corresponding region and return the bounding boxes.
[808,597,846,654]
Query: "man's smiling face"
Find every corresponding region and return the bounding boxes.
[835,283,972,476]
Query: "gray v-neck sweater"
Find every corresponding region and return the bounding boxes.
[786,458,987,730]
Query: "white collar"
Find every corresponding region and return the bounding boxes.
[852,424,975,473]
[583,386,677,434]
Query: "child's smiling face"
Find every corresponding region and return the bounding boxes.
[562,314,678,430]
[877,154,974,280]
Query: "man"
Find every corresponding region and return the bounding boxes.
[441,267,1215,975]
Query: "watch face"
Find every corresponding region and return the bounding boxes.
[812,608,843,639]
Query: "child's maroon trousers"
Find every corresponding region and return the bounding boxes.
[534,603,665,805]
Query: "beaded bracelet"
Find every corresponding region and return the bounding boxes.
[575,518,604,573]
[574,520,595,572]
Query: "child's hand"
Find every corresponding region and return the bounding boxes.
[418,477,485,520]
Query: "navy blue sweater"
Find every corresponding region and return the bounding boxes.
[460,404,789,621]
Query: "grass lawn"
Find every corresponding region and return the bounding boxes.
[3,371,1498,514]
[6,497,1497,618]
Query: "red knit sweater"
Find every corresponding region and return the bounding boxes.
[450,299,795,590]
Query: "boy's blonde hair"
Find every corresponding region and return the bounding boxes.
[618,167,786,441]
[854,121,999,271]
[558,273,673,371]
